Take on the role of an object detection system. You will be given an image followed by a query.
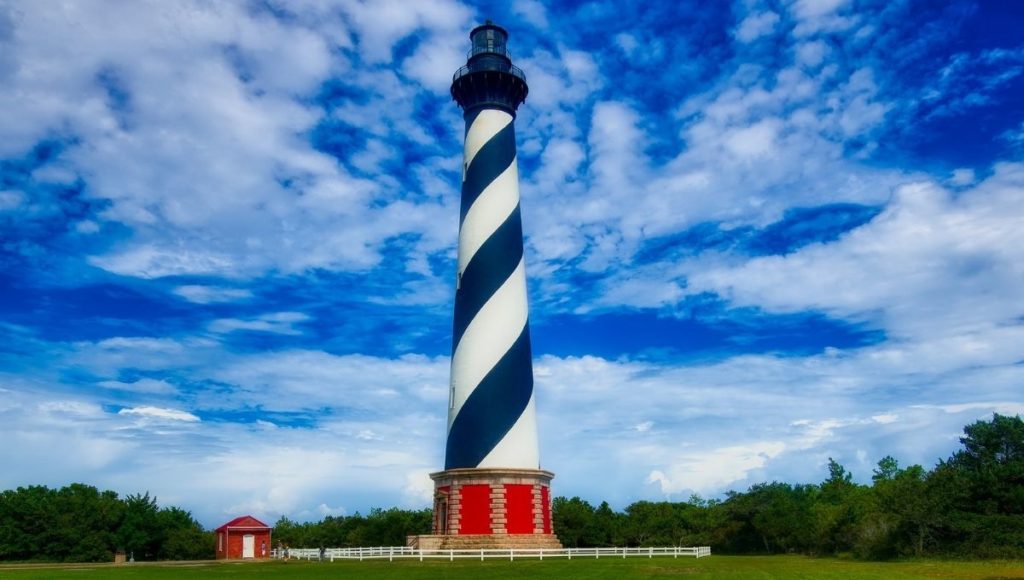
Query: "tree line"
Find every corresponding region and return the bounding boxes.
[272,507,432,548]
[2,414,1020,561]
[0,485,210,562]
[552,413,1024,559]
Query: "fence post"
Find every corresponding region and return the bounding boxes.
[540,549,543,561]
[449,549,453,562]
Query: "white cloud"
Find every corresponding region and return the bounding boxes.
[118,406,200,422]
[208,351,448,412]
[99,378,178,395]
[402,469,435,506]
[1002,122,1024,146]
[316,503,347,518]
[209,312,311,335]
[792,0,849,20]
[515,27,909,295]
[648,441,787,494]
[38,400,105,418]
[912,402,1024,416]
[685,164,1024,341]
[724,118,781,159]
[0,0,464,282]
[341,0,471,64]
[790,0,856,36]
[69,336,219,377]
[735,11,780,43]
[615,33,639,57]
[513,0,550,29]
[0,190,24,211]
[90,247,237,280]
[517,47,602,112]
[950,168,976,186]
[795,40,829,68]
[173,285,254,304]
[75,220,100,234]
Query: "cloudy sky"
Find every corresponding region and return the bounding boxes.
[2,0,1023,528]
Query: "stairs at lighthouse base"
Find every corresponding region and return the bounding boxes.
[441,534,564,550]
[409,534,563,551]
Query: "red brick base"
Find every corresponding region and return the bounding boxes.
[425,468,560,548]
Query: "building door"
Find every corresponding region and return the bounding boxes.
[242,534,255,558]
[439,498,448,534]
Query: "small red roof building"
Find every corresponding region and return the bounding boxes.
[214,515,272,559]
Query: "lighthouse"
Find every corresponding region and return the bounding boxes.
[425,21,560,550]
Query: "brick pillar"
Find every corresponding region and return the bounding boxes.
[490,483,507,534]
[449,484,461,535]
[536,483,549,534]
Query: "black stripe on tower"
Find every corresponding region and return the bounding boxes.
[460,122,516,224]
[452,204,524,349]
[445,326,533,469]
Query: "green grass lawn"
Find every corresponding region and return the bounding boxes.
[1,556,1022,579]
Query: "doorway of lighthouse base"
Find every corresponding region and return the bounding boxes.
[434,492,449,534]
[242,534,255,558]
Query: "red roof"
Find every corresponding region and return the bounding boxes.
[215,515,271,532]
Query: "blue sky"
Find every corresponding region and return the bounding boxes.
[1,0,1023,528]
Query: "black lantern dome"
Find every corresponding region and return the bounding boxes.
[451,20,528,115]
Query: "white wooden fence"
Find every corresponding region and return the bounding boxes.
[275,545,711,562]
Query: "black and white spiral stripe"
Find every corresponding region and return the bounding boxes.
[445,107,538,470]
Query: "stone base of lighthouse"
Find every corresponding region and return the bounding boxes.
[409,468,561,550]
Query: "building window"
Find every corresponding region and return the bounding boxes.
[218,533,223,552]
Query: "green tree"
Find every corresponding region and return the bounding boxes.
[588,501,622,547]
[52,484,123,562]
[363,507,431,546]
[814,458,868,555]
[0,486,59,561]
[750,483,819,554]
[0,484,214,562]
[117,493,161,560]
[931,414,1024,557]
[271,516,312,549]
[872,455,900,483]
[620,501,681,546]
[157,507,211,560]
[948,413,1024,515]
[551,497,595,548]
[857,457,937,558]
[684,495,731,549]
